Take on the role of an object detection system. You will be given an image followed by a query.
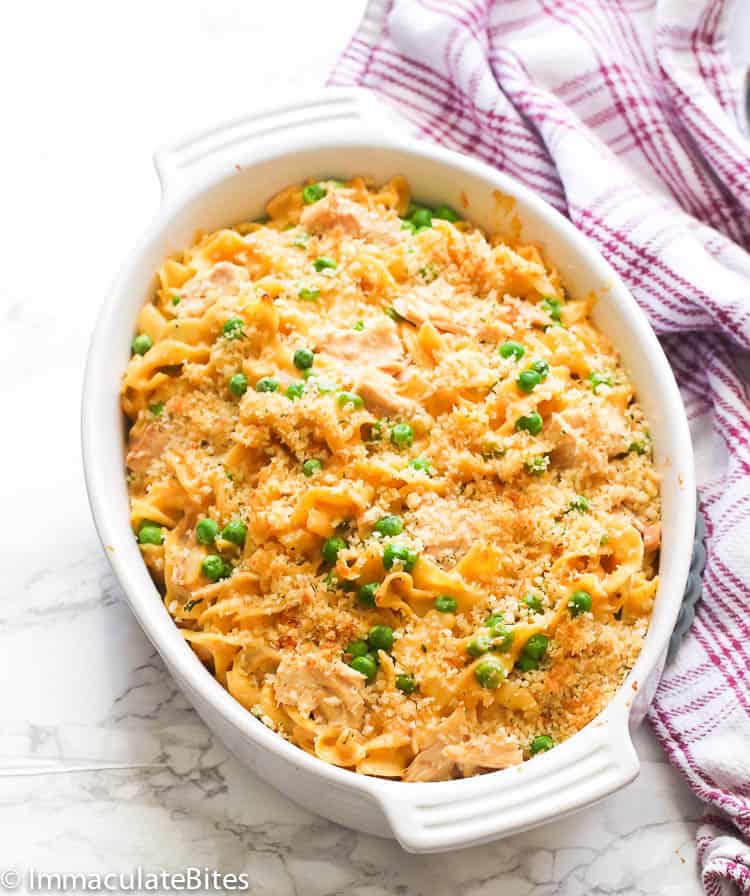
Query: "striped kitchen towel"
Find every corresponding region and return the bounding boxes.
[331,1,750,891]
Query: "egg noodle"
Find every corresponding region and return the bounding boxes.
[122,176,660,780]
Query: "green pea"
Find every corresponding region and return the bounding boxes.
[517,369,542,393]
[351,653,377,682]
[322,536,346,565]
[589,371,612,392]
[524,592,544,613]
[435,595,458,613]
[202,554,227,581]
[408,456,431,473]
[255,377,279,393]
[568,495,590,513]
[302,183,327,204]
[382,543,419,572]
[137,521,163,545]
[482,439,505,460]
[346,639,369,659]
[569,589,593,616]
[229,373,248,397]
[149,402,164,416]
[411,208,432,229]
[354,319,365,331]
[540,296,563,322]
[467,635,492,658]
[525,455,549,476]
[522,633,549,662]
[222,317,244,339]
[131,333,152,355]
[499,340,525,361]
[196,518,219,545]
[374,515,403,537]
[489,621,514,652]
[293,348,314,370]
[313,256,337,272]
[302,458,324,477]
[357,582,379,608]
[171,294,181,305]
[516,654,539,672]
[286,382,305,400]
[532,359,550,380]
[298,287,320,301]
[487,614,508,633]
[515,412,543,436]
[396,673,417,694]
[530,734,554,755]
[222,519,247,546]
[368,625,394,652]
[433,205,459,222]
[337,391,364,409]
[390,422,413,449]
[474,656,505,689]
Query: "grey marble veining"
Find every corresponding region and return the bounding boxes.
[0,1,710,892]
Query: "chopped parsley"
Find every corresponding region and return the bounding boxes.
[385,305,408,323]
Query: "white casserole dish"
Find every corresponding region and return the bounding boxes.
[82,88,696,853]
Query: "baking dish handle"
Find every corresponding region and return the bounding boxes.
[373,706,639,853]
[153,88,401,203]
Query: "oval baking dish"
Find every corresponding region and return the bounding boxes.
[82,88,695,853]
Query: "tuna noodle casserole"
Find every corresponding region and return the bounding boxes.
[122,177,660,781]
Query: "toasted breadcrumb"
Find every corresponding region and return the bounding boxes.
[123,177,660,780]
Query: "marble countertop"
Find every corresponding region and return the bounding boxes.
[0,1,708,892]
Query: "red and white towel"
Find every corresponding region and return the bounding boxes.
[331,1,750,890]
